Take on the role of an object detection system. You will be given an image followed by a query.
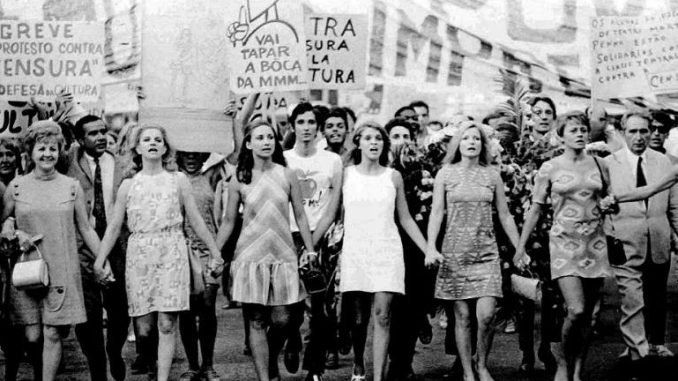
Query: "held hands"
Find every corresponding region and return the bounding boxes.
[208,255,225,278]
[513,246,531,272]
[425,247,443,268]
[599,194,619,214]
[94,259,116,286]
[299,250,319,273]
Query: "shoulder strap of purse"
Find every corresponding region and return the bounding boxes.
[592,156,608,194]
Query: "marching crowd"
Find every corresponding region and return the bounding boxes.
[1,90,678,381]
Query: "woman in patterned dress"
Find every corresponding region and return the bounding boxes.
[215,120,315,381]
[515,112,611,381]
[94,126,223,381]
[426,122,520,381]
[1,121,101,381]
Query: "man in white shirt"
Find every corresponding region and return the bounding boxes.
[283,103,343,381]
[66,115,130,381]
[604,112,678,363]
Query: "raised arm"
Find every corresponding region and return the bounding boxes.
[227,93,259,165]
[178,174,224,274]
[425,168,446,267]
[94,179,131,280]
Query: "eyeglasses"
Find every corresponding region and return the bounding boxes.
[649,124,669,133]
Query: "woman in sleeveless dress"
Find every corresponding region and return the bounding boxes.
[338,122,434,381]
[426,122,520,381]
[215,121,315,381]
[1,121,101,381]
[94,126,223,381]
[516,112,614,381]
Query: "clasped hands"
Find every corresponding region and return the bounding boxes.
[599,194,619,214]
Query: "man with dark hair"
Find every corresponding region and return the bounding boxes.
[284,103,343,381]
[649,111,674,155]
[66,115,132,381]
[385,118,416,149]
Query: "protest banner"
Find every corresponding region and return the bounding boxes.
[140,0,233,154]
[305,14,367,89]
[0,21,105,103]
[591,13,678,100]
[226,0,308,93]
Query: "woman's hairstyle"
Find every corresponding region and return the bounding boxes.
[236,120,286,184]
[22,120,66,156]
[528,96,557,119]
[289,102,317,127]
[0,136,24,175]
[350,121,390,166]
[555,111,589,137]
[128,125,176,172]
[442,121,492,166]
[384,117,415,137]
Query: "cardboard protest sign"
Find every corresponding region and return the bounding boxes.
[140,0,233,154]
[305,14,367,89]
[0,21,105,103]
[226,0,308,93]
[591,13,678,100]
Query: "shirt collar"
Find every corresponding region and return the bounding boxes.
[625,146,648,165]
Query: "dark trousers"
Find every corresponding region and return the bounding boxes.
[388,234,434,374]
[76,260,130,381]
[290,232,330,375]
[641,256,670,345]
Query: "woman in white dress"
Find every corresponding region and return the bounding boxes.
[335,122,440,381]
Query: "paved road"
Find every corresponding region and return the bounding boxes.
[3,266,678,380]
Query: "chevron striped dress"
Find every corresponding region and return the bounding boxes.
[230,165,306,306]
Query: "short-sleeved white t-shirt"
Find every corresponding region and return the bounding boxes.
[284,148,342,232]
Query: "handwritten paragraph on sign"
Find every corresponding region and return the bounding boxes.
[305,14,367,90]
[0,21,104,102]
[591,12,678,99]
[226,0,307,93]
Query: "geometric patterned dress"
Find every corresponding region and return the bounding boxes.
[434,164,503,300]
[532,157,611,279]
[229,165,305,306]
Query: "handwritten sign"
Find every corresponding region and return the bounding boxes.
[591,13,678,100]
[0,21,104,103]
[305,14,367,89]
[140,0,233,154]
[226,0,308,93]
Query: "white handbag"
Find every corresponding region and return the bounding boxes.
[12,244,49,291]
[510,272,541,302]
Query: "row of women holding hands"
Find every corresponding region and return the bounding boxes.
[204,113,678,381]
[7,112,677,381]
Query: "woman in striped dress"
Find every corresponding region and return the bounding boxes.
[216,120,315,381]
